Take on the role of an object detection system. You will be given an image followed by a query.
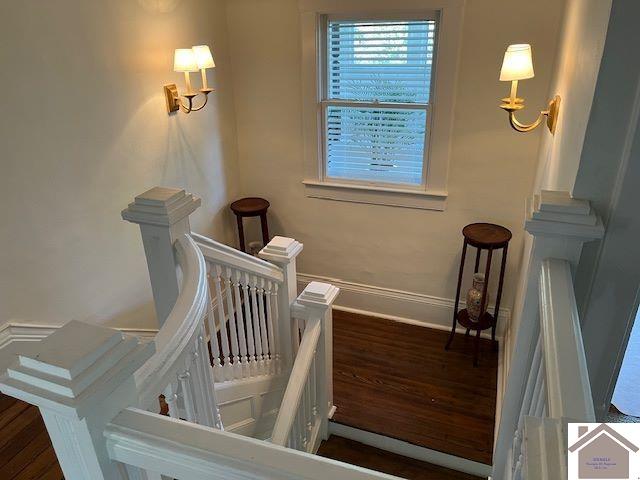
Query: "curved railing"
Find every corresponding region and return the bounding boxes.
[134,233,222,428]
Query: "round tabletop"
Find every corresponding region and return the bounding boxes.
[230,197,270,216]
[462,223,512,249]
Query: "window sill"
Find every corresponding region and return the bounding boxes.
[302,180,447,211]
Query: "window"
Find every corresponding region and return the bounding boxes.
[324,18,435,186]
[300,2,463,210]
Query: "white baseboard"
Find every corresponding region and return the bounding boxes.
[298,273,510,340]
[329,422,491,478]
[0,321,158,350]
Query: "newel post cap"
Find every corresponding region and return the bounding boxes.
[259,236,303,264]
[0,320,154,419]
[297,281,340,310]
[121,187,201,227]
[525,190,604,240]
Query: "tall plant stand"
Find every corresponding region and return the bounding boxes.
[445,223,512,366]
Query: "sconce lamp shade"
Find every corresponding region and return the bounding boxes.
[500,44,535,81]
[174,48,198,72]
[193,45,215,69]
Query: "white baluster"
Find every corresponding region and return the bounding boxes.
[299,406,307,451]
[534,377,546,418]
[305,376,313,443]
[258,278,270,373]
[214,265,233,380]
[268,282,280,373]
[192,326,216,427]
[311,353,318,418]
[529,354,543,418]
[224,267,242,379]
[243,271,257,376]
[249,274,265,374]
[233,269,249,378]
[206,271,224,381]
[199,331,224,429]
[178,367,196,423]
[163,382,180,419]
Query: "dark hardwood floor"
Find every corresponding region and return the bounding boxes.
[0,394,63,480]
[0,309,497,478]
[331,310,498,465]
[318,436,482,480]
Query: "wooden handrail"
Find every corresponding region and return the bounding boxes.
[192,232,284,283]
[271,316,322,446]
[134,234,209,410]
[539,258,595,421]
[106,407,402,480]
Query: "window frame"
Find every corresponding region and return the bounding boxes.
[300,0,464,210]
[321,13,437,190]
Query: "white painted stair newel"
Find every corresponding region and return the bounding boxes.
[259,236,304,368]
[122,187,201,326]
[271,281,339,452]
[297,281,339,441]
[0,321,154,480]
[493,191,604,480]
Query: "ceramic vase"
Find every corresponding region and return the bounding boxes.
[466,273,489,322]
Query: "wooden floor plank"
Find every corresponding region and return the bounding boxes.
[13,446,63,480]
[318,435,483,480]
[0,394,62,480]
[331,310,498,465]
[0,428,54,478]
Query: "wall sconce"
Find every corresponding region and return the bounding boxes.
[499,44,560,134]
[164,45,215,114]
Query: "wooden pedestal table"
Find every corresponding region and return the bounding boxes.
[445,223,512,366]
[230,197,270,253]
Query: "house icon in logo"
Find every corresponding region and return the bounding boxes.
[569,424,639,479]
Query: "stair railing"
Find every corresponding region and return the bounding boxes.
[193,232,286,382]
[496,258,595,480]
[133,233,222,428]
[270,281,339,452]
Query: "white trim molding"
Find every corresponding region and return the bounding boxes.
[297,273,510,340]
[0,322,158,350]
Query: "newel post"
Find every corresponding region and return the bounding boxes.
[0,321,154,480]
[259,236,304,367]
[122,187,201,326]
[493,191,603,478]
[298,281,339,440]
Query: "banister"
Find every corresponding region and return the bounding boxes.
[192,232,284,283]
[134,234,209,410]
[106,407,402,480]
[271,316,322,446]
[538,258,595,421]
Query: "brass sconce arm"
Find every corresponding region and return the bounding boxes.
[164,85,214,114]
[499,95,561,134]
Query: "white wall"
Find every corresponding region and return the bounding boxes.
[506,0,613,360]
[534,0,613,193]
[0,0,240,330]
[225,0,565,325]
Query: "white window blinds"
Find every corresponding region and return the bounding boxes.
[324,19,435,186]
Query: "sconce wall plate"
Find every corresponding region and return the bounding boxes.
[164,84,180,113]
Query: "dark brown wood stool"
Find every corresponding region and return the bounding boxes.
[445,222,512,366]
[230,197,270,252]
